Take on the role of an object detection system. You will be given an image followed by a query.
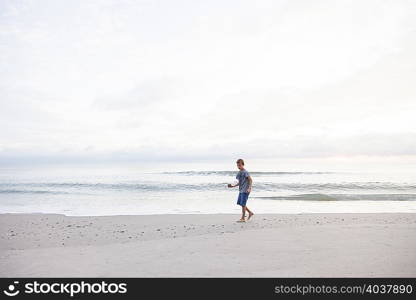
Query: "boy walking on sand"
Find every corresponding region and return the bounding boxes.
[228,158,254,222]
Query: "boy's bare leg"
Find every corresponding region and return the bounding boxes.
[246,206,254,220]
[238,206,246,221]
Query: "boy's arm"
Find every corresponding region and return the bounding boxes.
[227,182,239,188]
[246,176,253,192]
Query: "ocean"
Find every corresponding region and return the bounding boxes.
[0,164,415,215]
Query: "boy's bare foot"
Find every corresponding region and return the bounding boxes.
[237,218,246,223]
[248,212,254,220]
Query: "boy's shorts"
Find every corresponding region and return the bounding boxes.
[237,192,249,206]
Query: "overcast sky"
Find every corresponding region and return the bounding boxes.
[0,0,415,165]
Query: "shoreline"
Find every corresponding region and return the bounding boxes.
[3,211,416,216]
[1,213,416,277]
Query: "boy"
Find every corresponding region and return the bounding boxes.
[227,158,254,222]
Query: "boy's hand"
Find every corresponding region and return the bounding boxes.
[227,184,232,188]
[246,187,251,193]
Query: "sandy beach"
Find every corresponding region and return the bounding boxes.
[1,213,415,277]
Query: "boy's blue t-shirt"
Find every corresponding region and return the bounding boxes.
[236,169,250,193]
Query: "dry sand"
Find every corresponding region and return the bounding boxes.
[1,213,415,277]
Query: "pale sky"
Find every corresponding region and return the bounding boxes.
[1,0,415,164]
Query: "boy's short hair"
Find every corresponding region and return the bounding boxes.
[236,158,244,165]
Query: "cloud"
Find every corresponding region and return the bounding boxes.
[0,0,415,164]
